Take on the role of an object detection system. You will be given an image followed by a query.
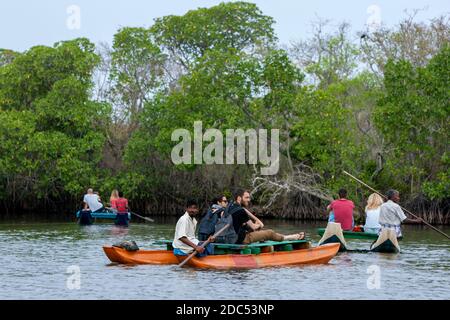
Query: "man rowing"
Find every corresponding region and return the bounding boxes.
[378,190,421,238]
[172,199,215,257]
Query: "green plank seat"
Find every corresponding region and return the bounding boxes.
[212,239,309,249]
[154,240,174,251]
[212,240,310,254]
[154,239,310,254]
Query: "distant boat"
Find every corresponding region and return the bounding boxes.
[317,227,379,240]
[318,222,401,253]
[76,210,131,226]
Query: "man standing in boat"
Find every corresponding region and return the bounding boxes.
[173,199,215,257]
[378,190,421,238]
[228,190,305,244]
[114,191,130,226]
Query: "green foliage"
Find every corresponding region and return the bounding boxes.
[0,3,448,217]
[0,38,98,111]
[0,38,108,203]
[0,48,19,67]
[151,1,276,67]
[110,27,166,117]
[374,45,450,199]
[290,87,364,191]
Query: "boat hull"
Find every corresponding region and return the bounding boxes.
[317,228,378,240]
[103,243,340,269]
[180,243,340,269]
[370,229,401,253]
[370,239,400,253]
[77,211,131,225]
[103,246,179,265]
[320,234,347,252]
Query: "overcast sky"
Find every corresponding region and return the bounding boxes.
[1,0,449,51]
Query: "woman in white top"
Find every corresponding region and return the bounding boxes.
[363,193,384,234]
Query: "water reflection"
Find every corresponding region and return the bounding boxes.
[0,220,449,299]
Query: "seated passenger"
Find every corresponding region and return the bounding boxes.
[220,190,305,245]
[198,195,228,241]
[363,193,383,234]
[326,189,355,231]
[83,188,105,213]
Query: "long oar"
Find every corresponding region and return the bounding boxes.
[178,224,231,268]
[130,212,155,223]
[343,170,450,240]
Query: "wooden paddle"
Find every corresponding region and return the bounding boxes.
[343,170,450,240]
[178,224,231,268]
[130,212,155,223]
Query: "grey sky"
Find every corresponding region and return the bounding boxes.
[1,0,449,52]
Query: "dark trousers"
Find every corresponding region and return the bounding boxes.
[115,213,129,226]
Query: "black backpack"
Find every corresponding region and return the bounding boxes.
[214,203,241,244]
[198,207,224,238]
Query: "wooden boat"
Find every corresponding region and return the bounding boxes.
[76,210,131,226]
[103,241,340,269]
[317,228,379,240]
[179,243,340,269]
[103,246,179,265]
[370,229,400,253]
[319,223,401,254]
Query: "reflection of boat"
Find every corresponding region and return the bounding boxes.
[103,241,340,269]
[76,211,131,226]
[370,229,400,253]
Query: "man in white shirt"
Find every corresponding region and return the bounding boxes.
[83,188,105,213]
[173,199,214,257]
[379,190,421,237]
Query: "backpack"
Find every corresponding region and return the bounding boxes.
[198,207,224,238]
[214,203,241,244]
[113,240,139,251]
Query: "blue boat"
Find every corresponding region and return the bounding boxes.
[76,210,131,226]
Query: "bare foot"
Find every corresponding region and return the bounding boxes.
[284,232,305,241]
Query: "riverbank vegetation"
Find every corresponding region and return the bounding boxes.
[0,2,448,222]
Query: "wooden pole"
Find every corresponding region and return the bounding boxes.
[130,212,155,223]
[178,224,231,268]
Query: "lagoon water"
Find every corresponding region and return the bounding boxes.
[0,218,449,300]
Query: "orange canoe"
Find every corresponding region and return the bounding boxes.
[103,246,179,265]
[103,243,340,269]
[178,243,340,269]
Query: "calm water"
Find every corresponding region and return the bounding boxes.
[0,218,449,300]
